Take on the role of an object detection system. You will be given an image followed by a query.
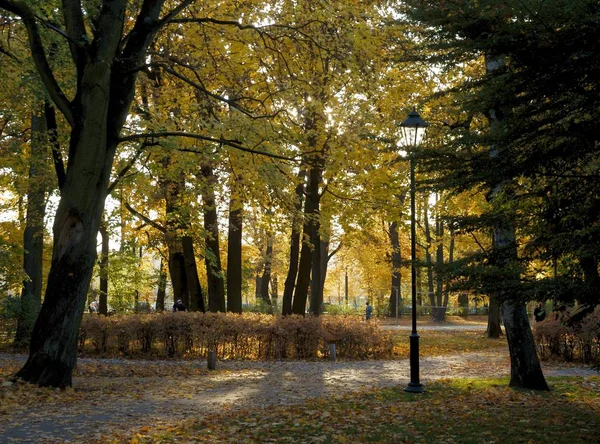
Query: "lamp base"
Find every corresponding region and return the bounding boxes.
[404,382,425,393]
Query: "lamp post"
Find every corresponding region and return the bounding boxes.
[398,108,428,393]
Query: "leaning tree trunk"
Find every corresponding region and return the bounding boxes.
[16,114,120,387]
[503,301,549,389]
[486,53,548,390]
[15,111,48,347]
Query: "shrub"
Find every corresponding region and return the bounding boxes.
[533,307,600,368]
[77,312,394,361]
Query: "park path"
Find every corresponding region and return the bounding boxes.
[0,348,595,443]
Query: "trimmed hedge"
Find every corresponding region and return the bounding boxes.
[533,307,600,367]
[78,312,394,360]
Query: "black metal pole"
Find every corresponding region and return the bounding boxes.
[405,155,424,393]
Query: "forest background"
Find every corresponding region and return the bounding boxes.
[0,0,598,390]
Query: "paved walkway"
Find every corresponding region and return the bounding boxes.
[0,350,595,443]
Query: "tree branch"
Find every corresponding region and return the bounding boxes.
[107,142,149,194]
[158,64,279,119]
[60,0,88,74]
[0,0,75,126]
[119,131,299,162]
[124,202,166,233]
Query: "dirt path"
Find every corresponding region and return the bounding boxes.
[0,351,595,443]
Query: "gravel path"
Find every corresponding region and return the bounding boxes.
[0,350,596,443]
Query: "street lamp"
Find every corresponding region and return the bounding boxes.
[398,108,428,393]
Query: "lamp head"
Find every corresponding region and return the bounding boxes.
[398,108,428,148]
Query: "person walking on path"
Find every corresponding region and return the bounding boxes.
[365,302,373,321]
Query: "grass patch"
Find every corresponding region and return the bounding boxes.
[128,376,600,443]
[393,329,507,358]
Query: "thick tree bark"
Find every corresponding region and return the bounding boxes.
[200,164,226,312]
[282,169,306,316]
[15,112,47,347]
[98,218,109,316]
[503,302,549,389]
[226,191,243,313]
[487,295,502,338]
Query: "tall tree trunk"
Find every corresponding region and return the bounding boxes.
[423,199,436,311]
[388,192,404,317]
[160,159,190,307]
[271,274,278,311]
[442,229,454,311]
[433,198,446,322]
[259,232,273,311]
[292,164,319,315]
[134,245,141,311]
[388,221,402,318]
[308,160,324,315]
[156,258,167,312]
[200,164,226,312]
[98,217,109,316]
[15,111,47,347]
[226,189,243,313]
[319,234,329,299]
[282,169,306,316]
[486,54,548,390]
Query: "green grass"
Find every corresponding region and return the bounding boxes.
[131,376,600,443]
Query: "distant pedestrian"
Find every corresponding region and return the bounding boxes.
[365,302,373,321]
[88,300,99,314]
[173,298,187,312]
[534,303,546,323]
